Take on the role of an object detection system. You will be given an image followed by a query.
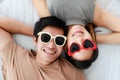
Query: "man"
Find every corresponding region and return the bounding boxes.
[0,16,86,80]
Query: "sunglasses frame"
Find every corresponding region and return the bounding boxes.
[37,32,67,46]
[68,39,97,56]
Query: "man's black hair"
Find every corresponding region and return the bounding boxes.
[34,16,67,38]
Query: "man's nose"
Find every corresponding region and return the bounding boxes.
[48,39,56,48]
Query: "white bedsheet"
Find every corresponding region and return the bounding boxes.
[0,0,39,49]
[0,0,120,80]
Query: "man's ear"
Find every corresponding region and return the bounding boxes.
[33,36,37,46]
[63,43,68,53]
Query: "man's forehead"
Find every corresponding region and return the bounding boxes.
[42,27,63,35]
[42,26,63,31]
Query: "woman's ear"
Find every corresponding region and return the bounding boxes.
[88,23,97,43]
[33,36,37,46]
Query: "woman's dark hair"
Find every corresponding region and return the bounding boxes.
[64,24,99,69]
[33,16,68,40]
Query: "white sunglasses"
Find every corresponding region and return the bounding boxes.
[37,32,67,46]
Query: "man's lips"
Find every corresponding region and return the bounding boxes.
[43,49,56,54]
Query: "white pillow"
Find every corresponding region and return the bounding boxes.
[0,0,39,49]
[85,0,120,80]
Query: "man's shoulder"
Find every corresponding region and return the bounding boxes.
[58,57,85,73]
[58,57,86,80]
[58,57,76,69]
[0,39,30,56]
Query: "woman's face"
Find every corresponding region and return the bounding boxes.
[67,25,95,61]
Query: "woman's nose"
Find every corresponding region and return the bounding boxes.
[75,37,83,44]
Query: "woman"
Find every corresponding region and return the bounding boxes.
[32,0,120,68]
[64,23,98,69]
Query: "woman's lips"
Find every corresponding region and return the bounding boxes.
[73,30,83,36]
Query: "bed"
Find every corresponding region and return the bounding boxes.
[0,0,120,80]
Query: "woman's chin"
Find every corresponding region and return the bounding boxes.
[72,50,93,61]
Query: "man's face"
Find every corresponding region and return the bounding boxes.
[34,26,65,65]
